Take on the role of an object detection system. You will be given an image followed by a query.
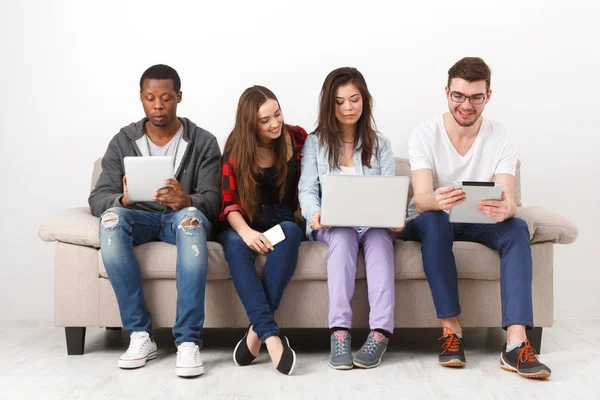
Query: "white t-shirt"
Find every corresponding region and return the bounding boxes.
[407,115,518,220]
[339,165,356,175]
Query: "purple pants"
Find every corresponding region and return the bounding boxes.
[315,227,395,333]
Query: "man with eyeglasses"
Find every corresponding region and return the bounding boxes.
[403,57,551,379]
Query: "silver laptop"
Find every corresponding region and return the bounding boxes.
[124,156,174,202]
[320,175,409,228]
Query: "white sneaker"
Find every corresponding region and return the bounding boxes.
[176,342,204,377]
[118,331,158,369]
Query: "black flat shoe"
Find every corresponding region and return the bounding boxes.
[276,335,296,375]
[233,326,258,366]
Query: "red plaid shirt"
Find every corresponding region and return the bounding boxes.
[219,125,308,223]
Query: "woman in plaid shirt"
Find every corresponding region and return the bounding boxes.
[217,85,307,375]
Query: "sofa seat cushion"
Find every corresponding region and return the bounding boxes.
[99,240,501,281]
[98,241,232,280]
[394,240,500,280]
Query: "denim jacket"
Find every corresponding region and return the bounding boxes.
[298,132,396,240]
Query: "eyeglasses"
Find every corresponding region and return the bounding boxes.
[449,92,487,105]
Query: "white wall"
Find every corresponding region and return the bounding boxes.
[1,0,598,321]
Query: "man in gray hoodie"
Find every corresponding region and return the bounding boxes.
[89,64,221,377]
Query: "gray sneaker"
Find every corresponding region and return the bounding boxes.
[352,331,389,369]
[329,330,353,370]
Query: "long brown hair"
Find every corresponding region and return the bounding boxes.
[316,67,379,169]
[222,85,289,221]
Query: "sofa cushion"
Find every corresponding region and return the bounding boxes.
[98,241,231,280]
[516,206,578,244]
[258,240,500,280]
[394,240,501,280]
[514,159,522,207]
[39,207,100,248]
[98,240,501,281]
[394,158,413,205]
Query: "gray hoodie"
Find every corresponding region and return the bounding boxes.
[88,117,222,223]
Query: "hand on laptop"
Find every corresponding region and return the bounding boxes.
[120,176,135,207]
[435,186,466,211]
[388,221,407,232]
[153,179,192,211]
[310,212,328,231]
[240,228,274,254]
[477,191,510,222]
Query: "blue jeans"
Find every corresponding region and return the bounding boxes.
[217,205,303,342]
[99,206,211,346]
[403,211,533,329]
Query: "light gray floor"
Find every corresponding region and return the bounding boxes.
[1,319,599,400]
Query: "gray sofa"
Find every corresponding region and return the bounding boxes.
[38,158,578,355]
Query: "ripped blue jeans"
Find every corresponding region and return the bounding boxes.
[99,206,210,346]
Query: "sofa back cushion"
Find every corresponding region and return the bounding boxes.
[91,158,103,192]
[91,157,522,206]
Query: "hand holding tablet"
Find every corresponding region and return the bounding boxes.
[434,186,467,211]
[124,156,174,202]
[476,191,511,223]
[152,179,192,210]
[120,176,135,206]
[448,181,505,224]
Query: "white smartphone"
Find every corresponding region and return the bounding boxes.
[263,224,286,246]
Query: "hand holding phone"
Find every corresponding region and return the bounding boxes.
[263,224,286,247]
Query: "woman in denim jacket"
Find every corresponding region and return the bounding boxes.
[298,67,401,370]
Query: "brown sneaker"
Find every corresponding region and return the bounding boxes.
[438,327,466,367]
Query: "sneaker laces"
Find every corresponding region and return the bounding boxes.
[438,327,461,354]
[177,342,199,363]
[125,332,150,356]
[333,331,350,356]
[518,340,538,365]
[362,331,385,355]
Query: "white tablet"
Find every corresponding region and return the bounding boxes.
[448,181,504,224]
[124,156,174,202]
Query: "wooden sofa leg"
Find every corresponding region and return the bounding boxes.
[65,327,86,355]
[529,327,543,354]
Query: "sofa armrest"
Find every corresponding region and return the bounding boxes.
[39,207,100,248]
[516,206,578,245]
